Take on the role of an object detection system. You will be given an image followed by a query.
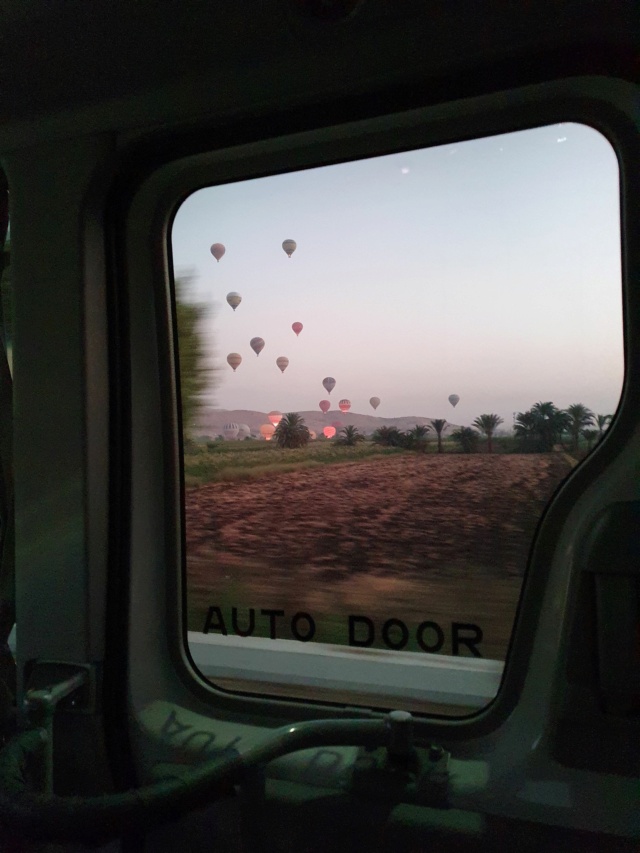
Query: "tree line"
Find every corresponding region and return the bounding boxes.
[268,405,612,454]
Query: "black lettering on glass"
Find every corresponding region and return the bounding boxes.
[231,607,255,637]
[416,621,445,653]
[261,609,285,640]
[381,618,409,650]
[348,615,374,647]
[203,606,227,635]
[452,622,483,657]
[291,611,316,642]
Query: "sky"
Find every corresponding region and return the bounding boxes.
[171,122,623,429]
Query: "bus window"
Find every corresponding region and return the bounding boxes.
[171,122,622,714]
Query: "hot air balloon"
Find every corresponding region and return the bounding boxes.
[227,353,242,372]
[338,399,351,413]
[210,243,225,262]
[250,337,265,356]
[260,424,275,441]
[331,421,343,430]
[237,424,251,439]
[276,356,289,373]
[448,394,460,408]
[282,239,297,258]
[322,377,336,394]
[268,411,282,426]
[292,322,303,336]
[223,423,239,440]
[369,397,380,411]
[319,400,331,414]
[226,292,242,311]
[323,426,336,439]
[308,430,317,440]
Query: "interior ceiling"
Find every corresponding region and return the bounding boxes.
[0,0,636,139]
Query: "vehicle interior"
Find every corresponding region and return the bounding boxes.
[0,1,638,850]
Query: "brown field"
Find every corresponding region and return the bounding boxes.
[186,453,572,661]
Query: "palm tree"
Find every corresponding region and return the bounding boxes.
[432,419,447,453]
[336,425,365,446]
[451,426,479,454]
[582,428,599,452]
[406,423,431,453]
[596,413,612,437]
[565,403,594,451]
[371,426,403,447]
[530,401,570,451]
[273,412,310,448]
[472,414,504,453]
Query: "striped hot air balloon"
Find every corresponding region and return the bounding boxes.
[338,399,351,413]
[250,337,265,356]
[227,353,242,372]
[282,239,297,258]
[276,356,289,373]
[226,292,242,311]
[223,423,239,440]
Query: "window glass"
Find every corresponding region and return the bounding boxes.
[172,123,622,713]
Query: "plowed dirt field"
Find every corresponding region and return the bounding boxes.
[186,453,572,661]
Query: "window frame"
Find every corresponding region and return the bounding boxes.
[114,75,640,744]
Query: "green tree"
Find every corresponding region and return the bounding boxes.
[175,275,213,439]
[274,412,310,448]
[514,410,538,451]
[405,424,431,453]
[336,425,365,446]
[431,419,447,453]
[472,414,504,453]
[582,429,599,452]
[371,426,404,447]
[565,403,594,451]
[596,413,612,437]
[451,426,479,453]
[530,401,570,451]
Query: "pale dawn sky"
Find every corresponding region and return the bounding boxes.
[171,122,623,428]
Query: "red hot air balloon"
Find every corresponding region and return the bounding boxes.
[331,421,343,430]
[292,322,303,336]
[319,400,331,414]
[210,243,225,262]
[227,353,242,372]
[338,399,351,413]
[323,426,336,439]
[268,411,282,426]
[250,337,265,356]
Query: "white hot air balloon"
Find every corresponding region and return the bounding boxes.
[308,430,317,440]
[226,292,242,311]
[237,424,251,439]
[260,423,275,441]
[268,411,282,426]
[210,243,225,262]
[282,239,297,258]
[223,423,239,440]
[369,397,380,411]
[227,353,242,372]
[250,337,265,356]
[449,394,460,408]
[276,356,289,373]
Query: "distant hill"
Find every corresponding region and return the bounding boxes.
[196,409,461,439]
